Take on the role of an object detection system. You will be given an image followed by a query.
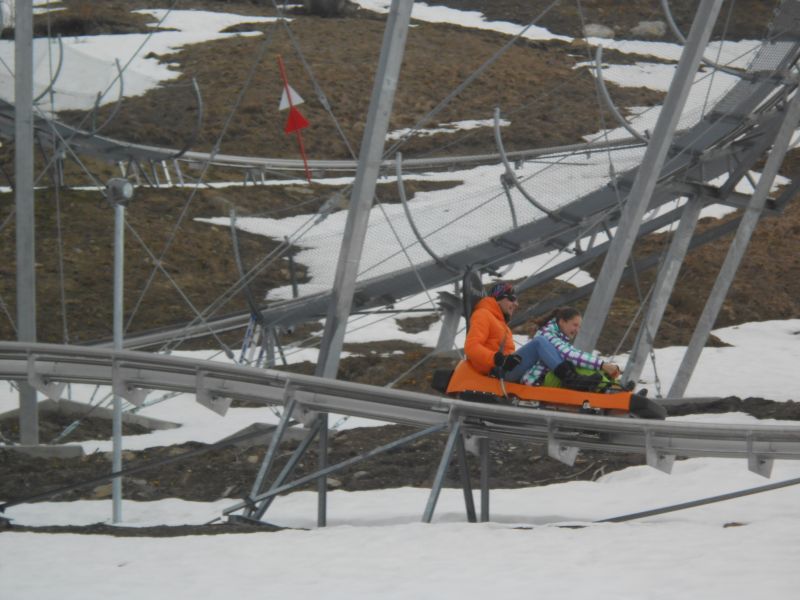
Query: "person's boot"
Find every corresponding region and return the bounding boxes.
[553,361,604,392]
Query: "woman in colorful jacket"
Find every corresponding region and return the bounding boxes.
[520,306,621,388]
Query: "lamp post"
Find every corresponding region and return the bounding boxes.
[106,177,133,523]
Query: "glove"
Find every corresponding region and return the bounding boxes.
[502,353,522,372]
[494,352,522,373]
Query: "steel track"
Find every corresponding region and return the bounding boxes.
[2,342,799,477]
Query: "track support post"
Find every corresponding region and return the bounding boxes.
[423,416,463,523]
[479,437,490,522]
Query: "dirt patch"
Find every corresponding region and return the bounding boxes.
[436,0,777,41]
[47,7,664,164]
[0,412,150,445]
[667,397,800,420]
[3,521,287,536]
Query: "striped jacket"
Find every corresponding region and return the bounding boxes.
[520,318,603,385]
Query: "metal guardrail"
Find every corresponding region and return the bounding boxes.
[2,342,800,477]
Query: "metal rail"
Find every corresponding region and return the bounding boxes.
[0,99,646,176]
[2,342,799,479]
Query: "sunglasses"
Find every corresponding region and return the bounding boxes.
[501,294,517,302]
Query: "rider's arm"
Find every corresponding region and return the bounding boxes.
[540,327,603,370]
[464,312,497,374]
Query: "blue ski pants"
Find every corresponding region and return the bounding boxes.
[504,335,562,383]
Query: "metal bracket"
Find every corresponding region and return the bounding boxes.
[747,434,774,478]
[462,433,481,458]
[195,370,232,416]
[111,360,148,407]
[26,355,66,401]
[645,429,674,474]
[547,422,579,466]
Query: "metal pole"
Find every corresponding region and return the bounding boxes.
[575,0,724,351]
[112,201,124,523]
[456,435,477,523]
[253,419,322,520]
[669,89,800,398]
[434,291,462,354]
[623,196,702,384]
[423,418,462,523]
[245,394,297,517]
[15,0,37,445]
[314,0,413,378]
[312,0,414,527]
[479,437,490,522]
[316,415,328,526]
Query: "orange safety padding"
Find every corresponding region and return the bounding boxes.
[446,360,631,412]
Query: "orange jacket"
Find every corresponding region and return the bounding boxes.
[463,296,515,375]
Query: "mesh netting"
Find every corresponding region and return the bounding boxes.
[256,0,800,303]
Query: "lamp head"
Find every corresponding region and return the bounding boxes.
[106,178,134,206]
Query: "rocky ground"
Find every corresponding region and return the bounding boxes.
[1,0,799,535]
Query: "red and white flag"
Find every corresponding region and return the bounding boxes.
[279,85,305,111]
[277,56,312,182]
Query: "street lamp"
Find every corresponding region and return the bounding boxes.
[106,177,133,523]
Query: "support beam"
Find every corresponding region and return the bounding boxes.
[245,393,297,518]
[316,415,328,526]
[479,437,490,522]
[575,0,724,351]
[265,327,276,368]
[669,89,800,398]
[222,423,447,517]
[252,419,322,520]
[434,291,461,354]
[311,0,413,527]
[513,215,742,326]
[112,202,125,523]
[456,433,477,523]
[423,418,462,523]
[15,0,37,445]
[623,196,702,384]
[314,0,413,379]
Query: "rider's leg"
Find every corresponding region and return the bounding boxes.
[553,361,604,391]
[533,336,563,370]
[505,336,562,382]
[503,338,540,382]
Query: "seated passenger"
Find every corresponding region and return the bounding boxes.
[463,281,564,383]
[519,306,621,390]
[462,281,518,377]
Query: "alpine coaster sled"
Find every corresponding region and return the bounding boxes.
[433,360,667,420]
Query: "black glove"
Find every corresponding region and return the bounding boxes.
[494,352,522,373]
[502,353,522,372]
[493,352,506,367]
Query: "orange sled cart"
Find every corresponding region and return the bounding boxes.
[434,360,666,420]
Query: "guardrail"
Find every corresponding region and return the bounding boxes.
[2,342,800,479]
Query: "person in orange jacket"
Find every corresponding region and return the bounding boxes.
[463,281,520,376]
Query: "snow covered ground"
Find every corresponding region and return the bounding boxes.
[3,454,800,599]
[2,3,800,599]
